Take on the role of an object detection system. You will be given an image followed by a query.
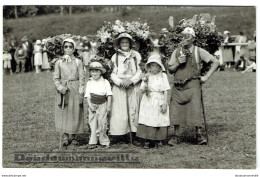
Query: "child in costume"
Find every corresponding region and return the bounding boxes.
[85,61,112,149]
[109,33,142,145]
[3,48,12,75]
[137,52,171,148]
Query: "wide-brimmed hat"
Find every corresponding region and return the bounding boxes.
[179,18,187,25]
[145,52,165,72]
[223,31,230,35]
[21,36,29,42]
[89,61,106,74]
[160,28,169,34]
[113,33,134,49]
[36,40,41,45]
[182,27,196,37]
[62,38,76,52]
[42,39,47,44]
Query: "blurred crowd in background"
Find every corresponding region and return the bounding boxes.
[2,29,256,75]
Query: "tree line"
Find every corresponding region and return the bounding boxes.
[3,6,169,19]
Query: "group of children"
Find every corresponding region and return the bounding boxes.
[82,33,171,149]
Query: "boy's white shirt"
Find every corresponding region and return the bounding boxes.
[3,53,12,61]
[84,76,113,98]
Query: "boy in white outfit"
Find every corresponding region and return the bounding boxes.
[85,61,112,149]
[3,49,12,75]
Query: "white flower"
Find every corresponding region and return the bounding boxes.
[113,25,125,33]
[115,20,121,25]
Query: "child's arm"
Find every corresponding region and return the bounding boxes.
[107,95,112,117]
[161,90,168,114]
[87,97,96,112]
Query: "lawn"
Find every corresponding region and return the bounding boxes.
[2,70,256,168]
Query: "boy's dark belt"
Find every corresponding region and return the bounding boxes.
[90,93,107,105]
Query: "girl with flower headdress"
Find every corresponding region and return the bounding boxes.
[109,33,142,145]
[137,52,171,149]
[53,38,85,147]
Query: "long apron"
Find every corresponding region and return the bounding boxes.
[109,83,140,135]
[169,47,203,128]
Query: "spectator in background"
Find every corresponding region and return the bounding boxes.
[234,32,247,71]
[21,36,33,72]
[90,38,97,57]
[158,28,168,56]
[150,31,159,46]
[214,32,224,71]
[41,39,51,72]
[77,41,92,80]
[14,44,27,73]
[9,35,18,73]
[3,45,13,75]
[33,40,43,74]
[242,38,256,73]
[222,31,233,68]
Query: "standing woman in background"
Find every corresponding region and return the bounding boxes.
[77,41,92,80]
[53,38,85,147]
[41,39,51,72]
[33,40,43,74]
[222,31,233,68]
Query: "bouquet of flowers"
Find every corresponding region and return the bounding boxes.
[42,34,89,64]
[141,73,150,97]
[96,19,154,68]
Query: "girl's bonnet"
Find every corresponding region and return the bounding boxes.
[113,32,134,49]
[145,52,166,72]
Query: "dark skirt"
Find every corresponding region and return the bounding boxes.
[136,124,168,140]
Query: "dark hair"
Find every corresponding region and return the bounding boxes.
[83,41,91,50]
[240,32,244,35]
[118,37,133,49]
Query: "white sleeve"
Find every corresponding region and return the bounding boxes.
[110,54,123,86]
[130,51,142,84]
[105,80,113,96]
[162,73,171,91]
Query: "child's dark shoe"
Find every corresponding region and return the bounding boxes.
[71,139,79,146]
[197,135,207,145]
[88,144,98,149]
[168,136,180,146]
[142,142,150,149]
[62,139,70,147]
[100,145,110,149]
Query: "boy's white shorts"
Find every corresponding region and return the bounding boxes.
[4,61,11,68]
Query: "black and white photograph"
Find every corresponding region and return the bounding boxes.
[1,1,258,176]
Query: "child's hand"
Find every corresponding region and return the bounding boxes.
[160,104,167,114]
[89,103,97,112]
[60,87,67,94]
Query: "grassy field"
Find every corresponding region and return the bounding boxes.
[2,70,256,168]
[3,6,256,40]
